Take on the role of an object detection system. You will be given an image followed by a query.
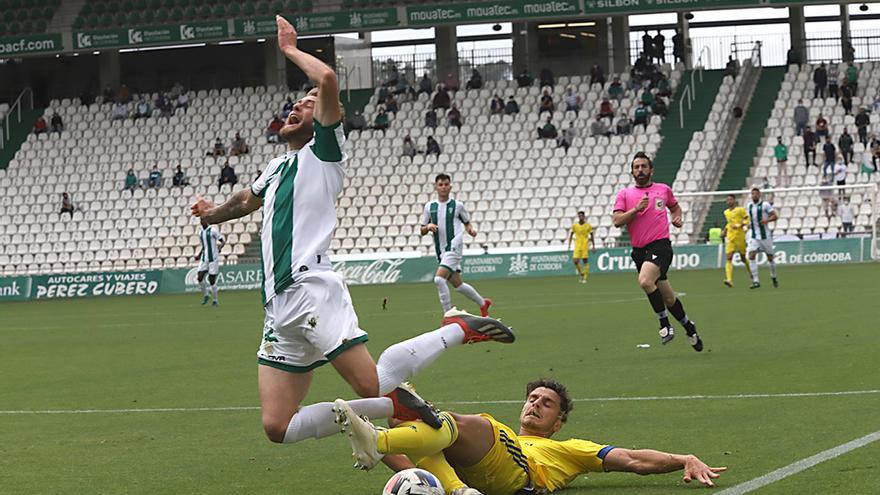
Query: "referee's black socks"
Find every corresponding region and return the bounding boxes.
[647,289,671,328]
[667,298,696,336]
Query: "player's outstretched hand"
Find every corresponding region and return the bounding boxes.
[276,15,297,53]
[682,455,726,487]
[191,196,214,218]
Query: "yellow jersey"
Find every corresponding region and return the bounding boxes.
[571,222,593,250]
[520,436,612,492]
[723,207,749,240]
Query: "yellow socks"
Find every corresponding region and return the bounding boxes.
[417,453,467,493]
[725,261,733,282]
[377,412,458,457]
[742,257,751,275]
[582,264,589,281]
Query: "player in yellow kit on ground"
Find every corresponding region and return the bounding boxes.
[722,194,752,287]
[567,211,595,283]
[335,379,726,495]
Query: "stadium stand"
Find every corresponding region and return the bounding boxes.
[0,0,60,36]
[0,62,688,275]
[747,62,879,237]
[73,0,314,29]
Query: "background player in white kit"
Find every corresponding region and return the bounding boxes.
[420,173,493,317]
[191,16,514,453]
[196,218,224,306]
[746,187,779,289]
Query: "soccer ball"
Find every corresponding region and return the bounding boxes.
[382,468,444,495]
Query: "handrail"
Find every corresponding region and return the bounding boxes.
[679,84,692,128]
[1,87,34,150]
[697,45,710,81]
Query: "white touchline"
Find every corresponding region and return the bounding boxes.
[713,430,880,495]
[1,389,877,415]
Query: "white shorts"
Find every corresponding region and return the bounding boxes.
[257,268,368,373]
[198,260,219,275]
[438,251,462,273]
[747,238,775,255]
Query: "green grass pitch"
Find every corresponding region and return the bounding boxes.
[2,263,878,494]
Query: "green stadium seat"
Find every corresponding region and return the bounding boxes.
[242,3,254,15]
[3,11,13,23]
[16,10,28,22]
[0,0,7,11]
[34,19,46,32]
[134,0,146,10]
[85,14,98,28]
[72,16,84,29]
[184,6,196,19]
[30,8,43,20]
[8,0,20,8]
[155,9,168,22]
[127,12,141,25]
[342,0,354,8]
[198,5,210,18]
[300,0,312,12]
[142,10,154,23]
[93,2,106,15]
[211,5,224,17]
[270,0,283,14]
[163,0,175,8]
[80,3,93,16]
[43,7,54,19]
[7,21,19,35]
[20,20,32,33]
[0,23,6,36]
[106,1,119,13]
[170,7,183,21]
[33,0,47,6]
[99,14,112,27]
[256,1,269,15]
[176,0,191,7]
[227,3,240,16]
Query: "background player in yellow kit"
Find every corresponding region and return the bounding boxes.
[722,194,751,287]
[566,211,595,283]
[335,379,726,495]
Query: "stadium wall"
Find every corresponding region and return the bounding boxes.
[0,238,873,302]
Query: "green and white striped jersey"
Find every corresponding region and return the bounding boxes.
[250,119,346,304]
[421,199,471,259]
[747,200,775,240]
[199,226,224,263]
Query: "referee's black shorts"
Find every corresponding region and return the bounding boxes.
[631,238,673,281]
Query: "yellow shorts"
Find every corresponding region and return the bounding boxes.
[572,248,588,260]
[725,236,746,255]
[455,414,531,495]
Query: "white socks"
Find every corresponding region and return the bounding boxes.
[199,279,208,297]
[455,283,485,306]
[376,324,465,395]
[434,276,451,312]
[768,260,777,279]
[211,283,218,302]
[749,259,760,282]
[283,397,393,443]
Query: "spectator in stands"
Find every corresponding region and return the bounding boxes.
[838,128,854,164]
[813,63,827,99]
[557,121,576,152]
[124,169,139,193]
[33,116,48,134]
[446,103,463,130]
[432,85,451,110]
[634,102,651,130]
[516,68,533,88]
[590,116,611,138]
[793,99,809,136]
[219,160,237,189]
[504,96,520,116]
[384,94,399,115]
[148,165,162,188]
[537,117,557,140]
[822,136,836,176]
[616,114,633,135]
[803,125,818,169]
[608,77,625,101]
[653,31,666,63]
[774,137,789,186]
[841,91,853,116]
[872,91,880,113]
[425,108,438,129]
[490,94,504,115]
[60,193,74,219]
[117,84,131,103]
[49,113,63,133]
[640,88,655,108]
[843,41,855,63]
[173,165,188,187]
[641,31,654,61]
[384,65,400,87]
[266,115,284,142]
[417,73,433,96]
[281,96,293,118]
[838,198,855,236]
[230,132,249,156]
[652,97,668,117]
[175,91,189,111]
[833,154,848,197]
[539,67,554,87]
[598,98,614,124]
[815,114,829,137]
[672,29,684,63]
[159,96,174,118]
[102,86,114,102]
[378,85,389,104]
[655,76,671,98]
[155,92,167,111]
[539,90,554,117]
[466,69,483,90]
[870,134,880,172]
[346,111,367,135]
[402,135,417,159]
[724,55,739,80]
[373,107,390,134]
[170,81,184,99]
[563,88,581,117]
[786,47,803,68]
[134,97,151,120]
[827,61,839,101]
[819,175,837,217]
[394,75,416,101]
[589,64,605,87]
[845,62,858,95]
[855,108,870,145]
[111,102,128,121]
[209,137,225,157]
[425,136,441,157]
[444,73,459,92]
